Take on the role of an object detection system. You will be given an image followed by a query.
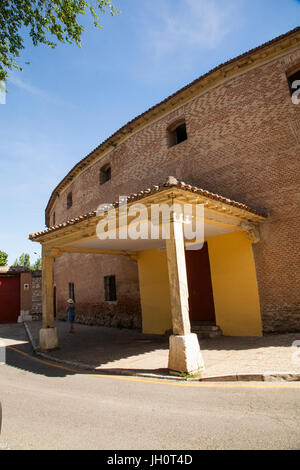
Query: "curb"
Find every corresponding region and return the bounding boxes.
[23,322,38,351]
[198,373,300,383]
[23,323,300,383]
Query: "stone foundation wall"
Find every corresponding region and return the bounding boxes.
[57,309,141,330]
[31,270,42,316]
[262,310,300,334]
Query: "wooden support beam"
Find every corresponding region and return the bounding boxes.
[39,246,59,351]
[41,247,54,329]
[165,218,191,336]
[165,218,205,375]
[61,247,137,257]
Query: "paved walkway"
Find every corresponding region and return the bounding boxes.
[19,321,300,380]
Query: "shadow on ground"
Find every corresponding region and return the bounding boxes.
[198,333,300,351]
[1,322,300,379]
[28,320,170,370]
[0,323,76,377]
[0,322,171,378]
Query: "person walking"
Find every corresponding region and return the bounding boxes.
[67,299,75,333]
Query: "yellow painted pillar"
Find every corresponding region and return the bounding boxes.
[137,249,172,335]
[39,246,59,350]
[166,218,205,375]
[207,231,263,336]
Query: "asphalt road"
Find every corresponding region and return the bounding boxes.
[1,344,300,451]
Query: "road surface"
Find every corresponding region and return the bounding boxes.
[0,344,300,450]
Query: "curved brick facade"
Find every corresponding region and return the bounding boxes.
[50,36,300,333]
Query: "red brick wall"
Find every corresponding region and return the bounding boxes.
[53,47,300,332]
[54,252,141,328]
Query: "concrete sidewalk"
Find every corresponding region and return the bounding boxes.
[20,320,300,381]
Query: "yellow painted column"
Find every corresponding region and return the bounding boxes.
[137,248,172,335]
[207,231,262,336]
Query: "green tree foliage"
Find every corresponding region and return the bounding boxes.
[0,0,119,82]
[0,250,8,266]
[13,253,42,270]
[13,253,31,268]
[32,257,42,271]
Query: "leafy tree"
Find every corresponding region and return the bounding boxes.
[32,257,42,271]
[13,253,31,268]
[13,253,43,270]
[0,0,119,82]
[0,250,8,266]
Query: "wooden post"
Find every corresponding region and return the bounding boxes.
[39,246,59,350]
[166,217,204,375]
[165,218,191,335]
[42,249,54,329]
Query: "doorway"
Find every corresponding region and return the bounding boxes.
[0,275,21,323]
[185,242,216,323]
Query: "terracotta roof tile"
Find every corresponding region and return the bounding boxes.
[0,266,31,274]
[29,177,268,241]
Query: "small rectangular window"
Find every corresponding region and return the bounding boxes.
[69,282,75,301]
[288,70,300,96]
[67,192,73,209]
[168,122,188,148]
[175,123,188,144]
[52,212,56,225]
[100,165,111,185]
[104,275,117,301]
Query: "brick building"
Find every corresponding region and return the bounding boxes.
[30,28,300,368]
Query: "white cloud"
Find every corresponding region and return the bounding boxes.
[9,75,48,98]
[147,0,239,57]
[8,74,76,108]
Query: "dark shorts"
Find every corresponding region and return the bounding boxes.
[68,309,75,323]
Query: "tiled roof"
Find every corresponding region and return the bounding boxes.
[29,177,268,241]
[0,266,31,274]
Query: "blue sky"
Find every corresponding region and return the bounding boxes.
[0,0,299,265]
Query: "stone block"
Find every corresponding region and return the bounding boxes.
[39,328,59,351]
[168,333,205,375]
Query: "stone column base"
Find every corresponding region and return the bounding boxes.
[168,333,205,375]
[39,328,59,351]
[18,310,34,323]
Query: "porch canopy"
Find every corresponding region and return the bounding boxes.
[29,177,267,375]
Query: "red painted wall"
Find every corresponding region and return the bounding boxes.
[0,276,20,323]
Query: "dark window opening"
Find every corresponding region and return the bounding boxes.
[287,70,300,96]
[69,282,75,301]
[52,212,56,225]
[168,122,188,148]
[104,275,117,301]
[67,192,72,209]
[100,165,111,185]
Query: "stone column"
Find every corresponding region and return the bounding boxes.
[166,217,204,375]
[39,246,59,351]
